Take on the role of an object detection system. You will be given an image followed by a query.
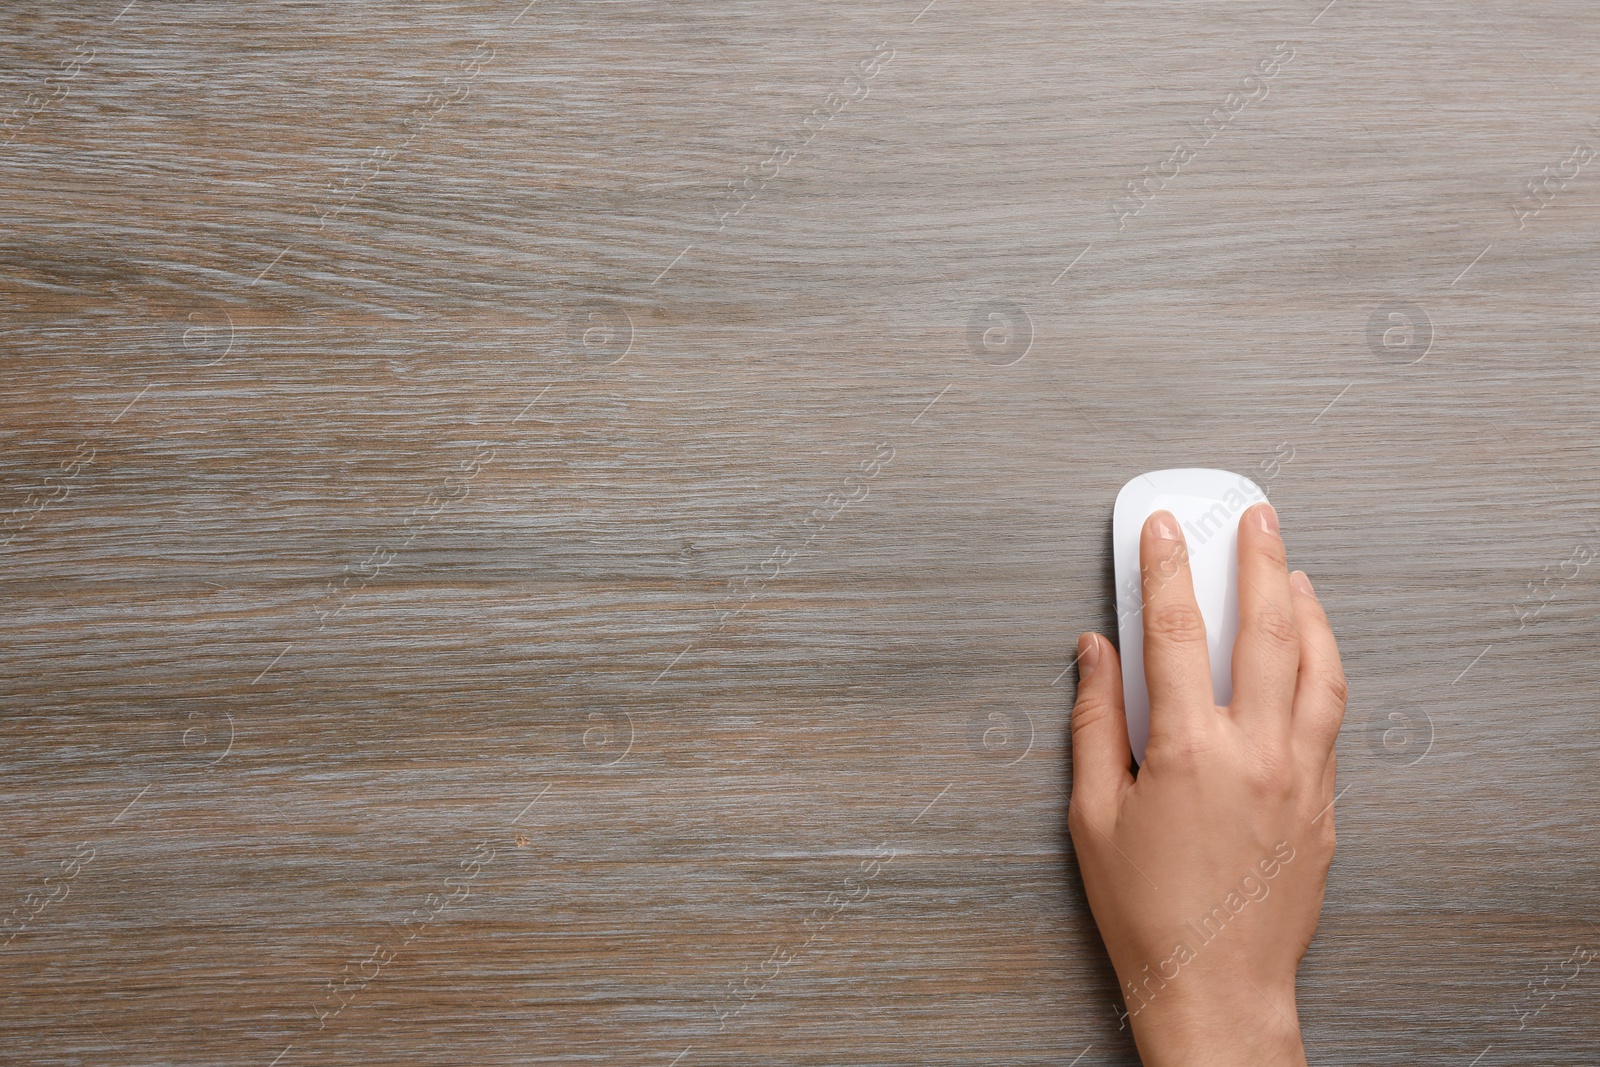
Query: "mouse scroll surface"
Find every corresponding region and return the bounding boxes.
[1112,469,1266,764]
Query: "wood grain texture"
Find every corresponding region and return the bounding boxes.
[2,1,1598,1064]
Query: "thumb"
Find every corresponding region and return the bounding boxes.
[1070,633,1133,807]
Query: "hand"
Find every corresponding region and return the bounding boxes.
[1069,503,1346,1066]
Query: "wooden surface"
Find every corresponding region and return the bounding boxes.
[3,2,1599,1064]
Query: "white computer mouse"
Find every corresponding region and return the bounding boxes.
[1112,468,1267,764]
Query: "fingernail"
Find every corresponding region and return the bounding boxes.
[1290,570,1315,595]
[1254,503,1279,535]
[1149,510,1180,541]
[1077,633,1100,677]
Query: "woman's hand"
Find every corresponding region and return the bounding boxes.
[1069,503,1346,1067]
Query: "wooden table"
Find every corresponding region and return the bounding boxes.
[3,2,1597,1063]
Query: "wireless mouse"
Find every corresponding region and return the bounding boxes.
[1112,468,1267,764]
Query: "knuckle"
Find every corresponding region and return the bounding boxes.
[1147,603,1208,644]
[1322,669,1350,709]
[1149,545,1189,585]
[1246,754,1294,799]
[1306,806,1337,853]
[1248,767,1286,799]
[1070,692,1113,737]
[1253,535,1288,570]
[1146,728,1211,768]
[1252,607,1299,650]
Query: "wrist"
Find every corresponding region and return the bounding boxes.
[1125,975,1305,1067]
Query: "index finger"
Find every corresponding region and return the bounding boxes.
[1140,510,1216,741]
